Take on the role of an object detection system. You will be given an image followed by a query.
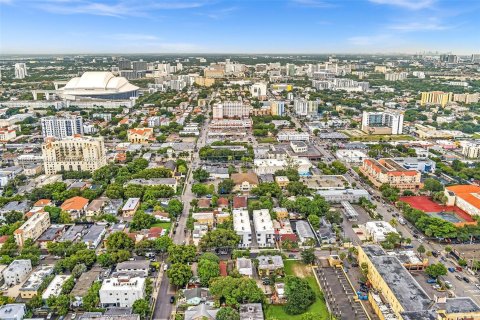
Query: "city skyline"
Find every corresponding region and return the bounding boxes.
[1,0,480,54]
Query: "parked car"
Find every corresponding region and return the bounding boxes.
[463,277,470,283]
[455,275,463,281]
[448,267,456,273]
[170,296,175,304]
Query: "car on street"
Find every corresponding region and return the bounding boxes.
[463,277,470,283]
[170,296,175,304]
[455,275,463,281]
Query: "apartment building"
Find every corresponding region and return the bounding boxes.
[127,128,154,144]
[3,259,32,286]
[19,265,54,299]
[116,260,150,277]
[0,304,26,320]
[99,275,146,308]
[15,63,28,79]
[60,196,89,219]
[41,115,84,139]
[0,128,16,142]
[233,209,252,248]
[453,93,479,104]
[253,209,275,247]
[42,275,70,300]
[250,82,267,97]
[212,102,251,119]
[462,142,480,159]
[42,136,107,175]
[420,91,452,107]
[385,72,408,81]
[361,110,404,135]
[14,211,51,247]
[360,158,422,191]
[294,99,319,116]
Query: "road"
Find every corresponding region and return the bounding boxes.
[152,112,210,320]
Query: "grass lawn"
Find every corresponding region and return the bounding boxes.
[473,133,480,139]
[257,137,278,144]
[151,221,172,231]
[265,260,330,319]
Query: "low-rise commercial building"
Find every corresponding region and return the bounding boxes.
[365,221,398,242]
[254,158,312,175]
[445,185,480,217]
[316,189,369,203]
[116,260,150,277]
[277,131,310,142]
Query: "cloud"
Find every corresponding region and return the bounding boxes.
[369,0,435,10]
[291,0,334,8]
[199,6,237,19]
[389,21,450,31]
[348,34,392,46]
[111,33,160,41]
[37,0,210,18]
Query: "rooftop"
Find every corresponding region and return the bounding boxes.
[20,265,54,292]
[61,196,89,211]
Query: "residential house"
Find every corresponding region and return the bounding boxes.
[236,257,254,277]
[61,196,89,219]
[275,176,290,188]
[116,260,150,277]
[82,224,107,249]
[0,304,26,320]
[104,199,123,216]
[127,128,154,144]
[19,265,54,298]
[184,304,219,320]
[71,267,103,307]
[192,212,214,227]
[182,288,211,305]
[257,255,284,276]
[240,303,264,320]
[231,172,259,193]
[233,196,247,209]
[122,198,140,217]
[85,198,108,218]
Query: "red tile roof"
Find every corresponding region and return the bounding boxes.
[233,196,247,209]
[61,196,89,211]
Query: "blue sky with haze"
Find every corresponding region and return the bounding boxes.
[1,0,479,54]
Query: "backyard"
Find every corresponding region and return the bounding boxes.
[151,221,172,232]
[265,260,330,320]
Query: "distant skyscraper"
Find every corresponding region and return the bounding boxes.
[472,54,480,63]
[15,63,28,79]
[41,115,84,140]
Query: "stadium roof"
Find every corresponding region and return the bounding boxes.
[60,71,138,96]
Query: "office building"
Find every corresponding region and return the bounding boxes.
[270,100,285,116]
[316,189,369,203]
[250,83,267,97]
[420,91,452,107]
[233,209,252,248]
[277,130,310,142]
[360,158,422,191]
[19,265,54,298]
[42,136,107,175]
[14,63,27,79]
[391,157,436,173]
[361,110,404,135]
[41,115,84,139]
[99,275,145,308]
[462,142,480,158]
[252,209,275,247]
[254,158,313,175]
[212,102,251,119]
[3,259,32,286]
[14,211,51,247]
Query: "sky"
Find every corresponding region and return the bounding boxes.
[1,0,480,54]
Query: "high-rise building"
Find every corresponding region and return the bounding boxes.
[250,83,267,97]
[294,99,319,116]
[212,102,251,119]
[42,136,107,175]
[270,101,285,116]
[361,111,404,135]
[462,142,480,159]
[14,63,28,79]
[118,60,132,70]
[472,54,480,63]
[132,60,148,72]
[420,91,452,107]
[385,72,408,81]
[41,115,84,139]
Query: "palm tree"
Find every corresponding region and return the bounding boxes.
[389,218,398,228]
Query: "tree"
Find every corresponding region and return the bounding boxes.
[444,246,452,254]
[301,248,316,264]
[132,299,151,319]
[61,276,75,294]
[284,276,316,315]
[192,183,212,196]
[193,168,210,182]
[83,282,101,311]
[417,244,426,256]
[210,276,264,307]
[124,184,144,198]
[154,235,173,253]
[166,199,183,218]
[307,214,320,229]
[106,183,124,199]
[423,178,444,193]
[286,181,310,196]
[425,263,447,279]
[199,229,241,251]
[130,210,157,230]
[168,245,197,264]
[167,263,193,287]
[46,294,70,316]
[216,307,240,320]
[198,259,220,287]
[106,231,135,252]
[218,179,235,194]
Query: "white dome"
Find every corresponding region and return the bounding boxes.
[60,71,139,98]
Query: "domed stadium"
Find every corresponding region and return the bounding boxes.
[59,71,139,100]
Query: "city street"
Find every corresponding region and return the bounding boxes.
[152,113,210,320]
